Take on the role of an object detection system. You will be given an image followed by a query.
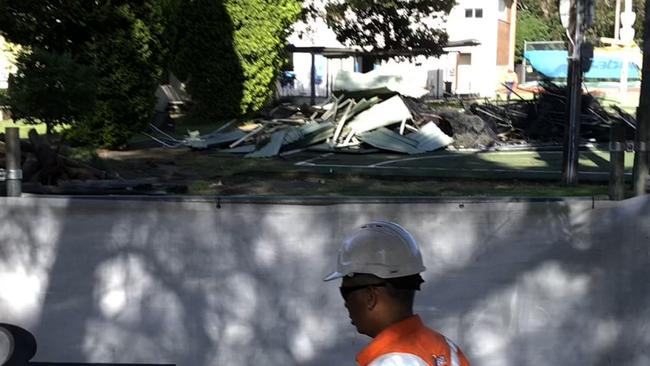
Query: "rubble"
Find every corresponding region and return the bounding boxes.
[145,79,635,157]
[146,93,455,156]
[0,130,187,195]
[0,130,111,185]
[469,80,626,145]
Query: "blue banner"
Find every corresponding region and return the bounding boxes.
[524,49,641,79]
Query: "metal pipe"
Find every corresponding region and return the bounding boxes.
[5,127,22,197]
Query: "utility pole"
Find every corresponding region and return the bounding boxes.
[614,0,622,41]
[310,52,316,105]
[619,0,636,97]
[633,0,650,195]
[561,0,590,185]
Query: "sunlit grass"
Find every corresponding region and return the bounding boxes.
[475,151,552,169]
[0,119,48,138]
[472,150,634,171]
[0,119,69,138]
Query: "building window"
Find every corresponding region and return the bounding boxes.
[465,8,483,18]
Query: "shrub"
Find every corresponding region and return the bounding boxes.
[172,0,301,120]
[7,48,96,135]
[67,2,164,147]
[0,1,165,147]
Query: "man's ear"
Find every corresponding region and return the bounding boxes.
[366,287,379,310]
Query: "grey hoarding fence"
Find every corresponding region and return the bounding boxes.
[0,324,173,366]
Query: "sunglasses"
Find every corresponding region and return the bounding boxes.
[339,283,387,300]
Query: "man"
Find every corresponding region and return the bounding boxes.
[502,69,518,102]
[324,221,470,366]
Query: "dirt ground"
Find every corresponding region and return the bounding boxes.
[96,146,612,197]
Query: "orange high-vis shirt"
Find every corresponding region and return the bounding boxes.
[356,315,470,366]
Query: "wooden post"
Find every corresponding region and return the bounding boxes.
[609,121,625,200]
[5,127,22,197]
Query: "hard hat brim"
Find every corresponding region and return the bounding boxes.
[323,271,345,281]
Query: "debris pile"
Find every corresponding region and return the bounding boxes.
[146,94,455,157]
[469,80,632,144]
[0,130,110,185]
[146,80,637,156]
[0,130,187,195]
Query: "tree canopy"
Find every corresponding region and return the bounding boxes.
[516,0,646,62]
[0,1,165,147]
[8,49,95,135]
[303,0,456,58]
[170,0,301,120]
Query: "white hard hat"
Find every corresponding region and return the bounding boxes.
[323,221,426,281]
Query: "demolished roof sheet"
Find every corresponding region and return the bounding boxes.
[357,127,421,154]
[246,130,288,158]
[283,122,335,150]
[407,122,454,152]
[344,95,413,135]
[334,69,430,98]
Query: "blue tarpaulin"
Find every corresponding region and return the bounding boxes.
[524,49,641,79]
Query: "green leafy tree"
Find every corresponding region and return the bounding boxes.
[171,0,301,120]
[228,0,301,113]
[587,0,645,44]
[311,0,455,58]
[0,1,165,147]
[66,2,165,147]
[170,0,243,119]
[515,7,565,62]
[516,0,645,62]
[8,48,95,135]
[515,1,565,63]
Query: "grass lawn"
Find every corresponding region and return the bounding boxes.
[99,147,634,198]
[0,119,49,138]
[114,112,637,197]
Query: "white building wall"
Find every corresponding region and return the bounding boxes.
[0,36,17,90]
[287,1,509,98]
[446,0,499,96]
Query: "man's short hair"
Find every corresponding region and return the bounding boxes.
[385,274,424,291]
[384,274,423,308]
[350,273,424,309]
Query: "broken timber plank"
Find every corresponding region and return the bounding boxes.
[332,101,354,144]
[321,98,339,121]
[229,125,264,148]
